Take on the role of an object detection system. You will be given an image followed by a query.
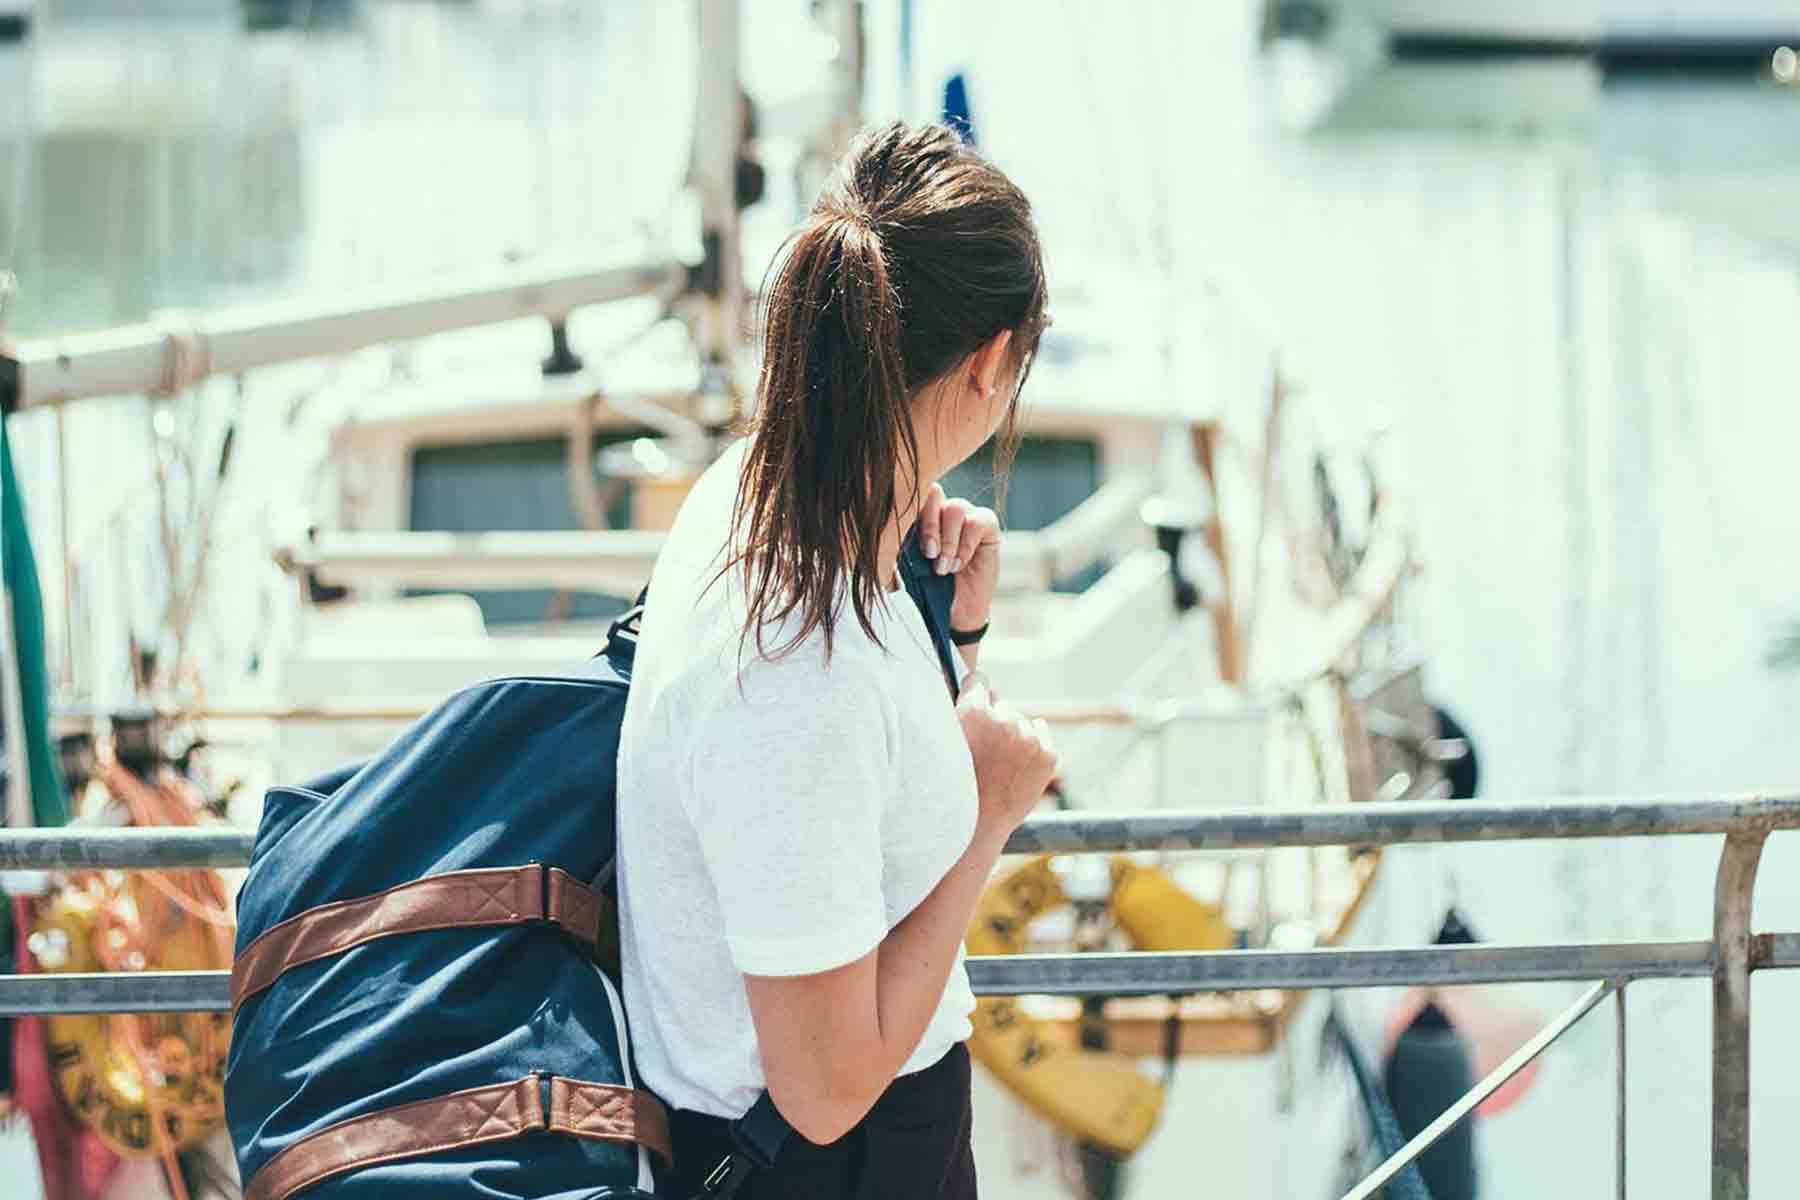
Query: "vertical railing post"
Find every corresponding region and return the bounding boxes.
[1615,981,1627,1200]
[1712,830,1766,1200]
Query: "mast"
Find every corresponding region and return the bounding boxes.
[828,0,866,137]
[686,0,746,423]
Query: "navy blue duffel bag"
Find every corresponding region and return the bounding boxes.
[226,537,963,1200]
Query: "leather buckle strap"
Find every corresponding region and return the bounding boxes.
[245,1077,542,1200]
[548,1076,672,1162]
[245,1075,672,1200]
[231,864,609,1009]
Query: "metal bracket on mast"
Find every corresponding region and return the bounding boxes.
[541,319,584,377]
[1,271,18,417]
[0,355,18,419]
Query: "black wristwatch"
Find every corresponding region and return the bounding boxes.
[948,621,990,646]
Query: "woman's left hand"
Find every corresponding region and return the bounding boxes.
[918,484,1001,633]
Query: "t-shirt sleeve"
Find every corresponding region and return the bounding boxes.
[684,651,893,978]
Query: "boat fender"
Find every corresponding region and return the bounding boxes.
[1382,1000,1478,1200]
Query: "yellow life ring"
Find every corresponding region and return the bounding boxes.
[36,876,231,1159]
[966,855,1235,1156]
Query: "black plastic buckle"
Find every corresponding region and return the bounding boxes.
[699,1153,751,1198]
[607,586,649,646]
[607,603,646,644]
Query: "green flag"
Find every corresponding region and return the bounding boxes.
[2,416,71,830]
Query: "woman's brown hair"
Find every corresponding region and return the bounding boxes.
[728,121,1047,660]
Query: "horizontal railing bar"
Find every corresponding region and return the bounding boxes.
[0,826,254,870]
[2,939,1755,1015]
[5,794,1798,871]
[0,971,232,1016]
[969,941,1719,994]
[1343,980,1617,1200]
[1006,793,1800,853]
[1755,932,1800,969]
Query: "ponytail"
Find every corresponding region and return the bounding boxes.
[727,123,1047,661]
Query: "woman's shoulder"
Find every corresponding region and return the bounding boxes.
[706,604,900,706]
[643,437,910,711]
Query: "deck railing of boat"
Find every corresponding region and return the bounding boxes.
[2,794,1797,1199]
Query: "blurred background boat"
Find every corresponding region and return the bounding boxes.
[4,1,1800,1198]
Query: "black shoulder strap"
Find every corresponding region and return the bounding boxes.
[730,1092,792,1165]
[692,1092,789,1198]
[896,524,963,700]
[590,588,648,676]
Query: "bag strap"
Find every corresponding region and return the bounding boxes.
[896,524,963,699]
[694,1092,790,1198]
[230,863,607,1010]
[244,1075,672,1200]
[608,590,648,647]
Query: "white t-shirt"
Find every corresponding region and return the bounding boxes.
[616,439,980,1119]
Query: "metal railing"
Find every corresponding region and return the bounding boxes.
[3,792,1797,1200]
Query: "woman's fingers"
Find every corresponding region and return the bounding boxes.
[955,507,994,570]
[918,483,946,560]
[958,671,992,708]
[921,489,1000,575]
[935,502,968,574]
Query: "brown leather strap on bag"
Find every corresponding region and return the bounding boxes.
[550,1076,672,1162]
[231,863,609,1009]
[244,1075,672,1200]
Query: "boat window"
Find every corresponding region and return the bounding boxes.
[407,432,649,628]
[942,435,1103,592]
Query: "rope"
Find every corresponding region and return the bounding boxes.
[93,757,234,929]
[0,0,38,293]
[1328,1006,1433,1200]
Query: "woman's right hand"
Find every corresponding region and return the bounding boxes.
[956,674,1058,844]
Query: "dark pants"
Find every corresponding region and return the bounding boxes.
[656,1042,977,1200]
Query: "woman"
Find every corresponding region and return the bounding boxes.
[617,122,1056,1199]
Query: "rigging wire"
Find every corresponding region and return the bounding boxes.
[0,0,40,324]
[1059,0,1152,273]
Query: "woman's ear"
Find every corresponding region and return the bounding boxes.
[968,329,1014,399]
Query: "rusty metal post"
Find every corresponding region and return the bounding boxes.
[1189,420,1245,683]
[1713,830,1766,1200]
